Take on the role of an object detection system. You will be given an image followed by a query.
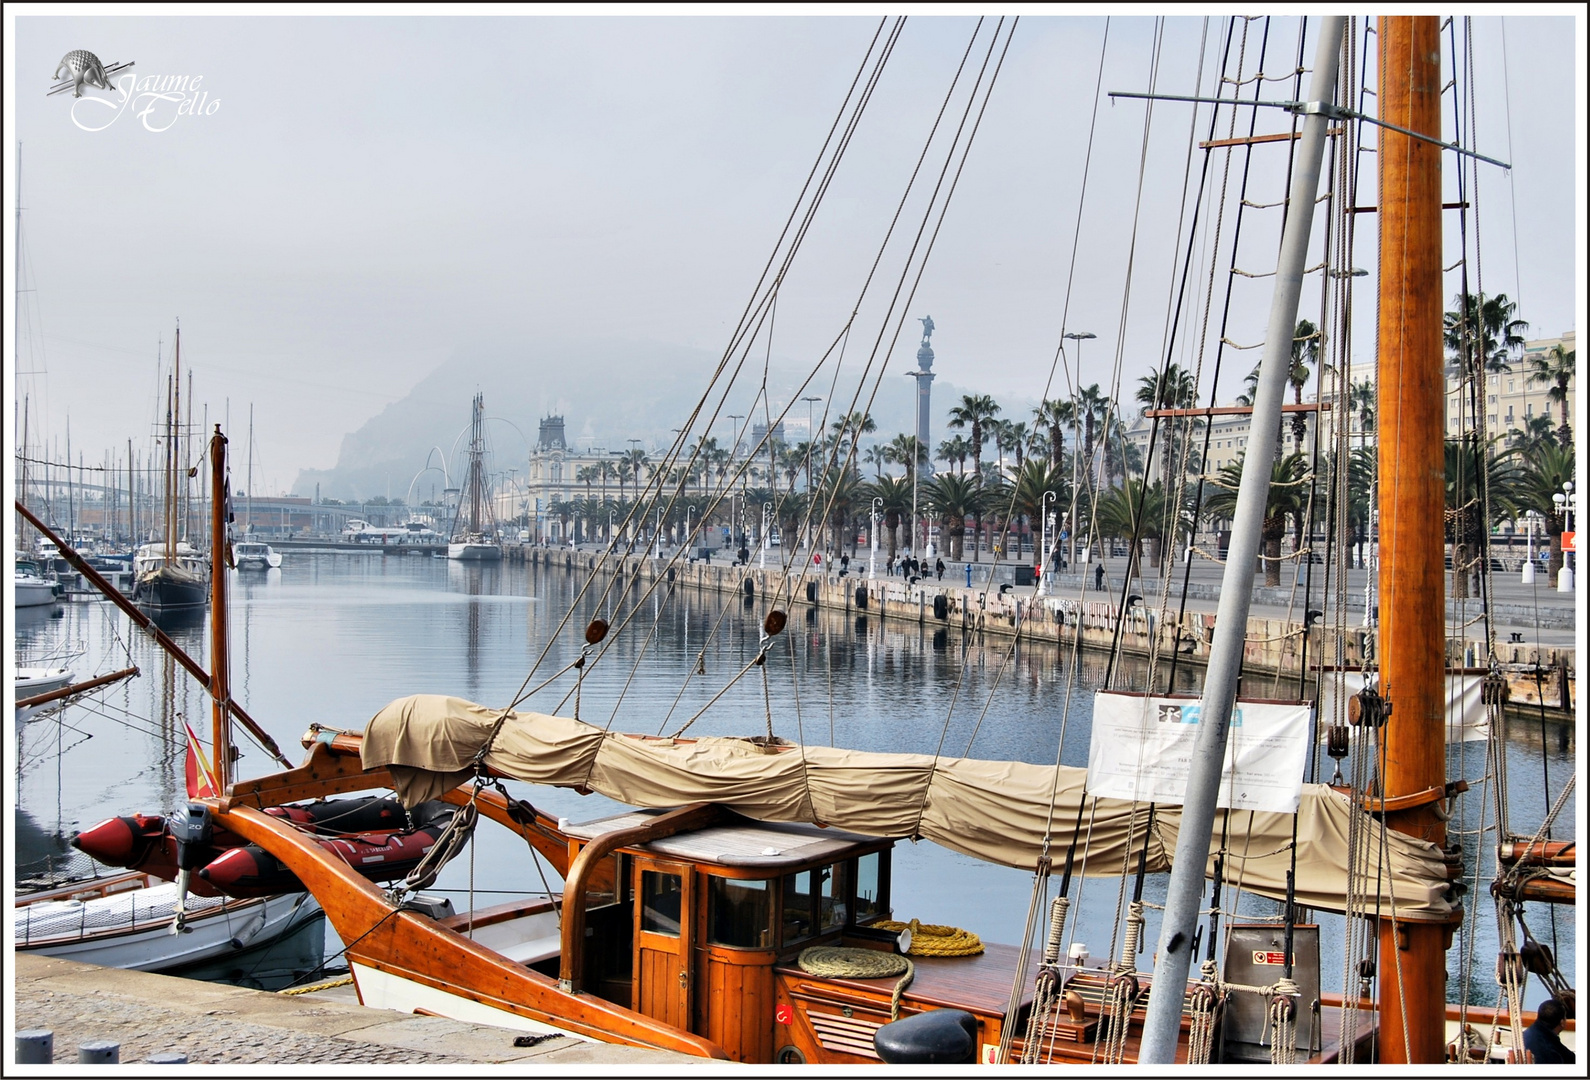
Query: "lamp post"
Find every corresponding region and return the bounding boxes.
[685,504,694,554]
[654,506,662,559]
[801,397,822,551]
[761,501,772,569]
[1063,330,1094,560]
[870,496,883,580]
[1522,510,1537,584]
[1554,481,1574,592]
[1038,490,1056,595]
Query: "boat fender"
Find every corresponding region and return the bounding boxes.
[805,581,818,602]
[873,1008,978,1065]
[744,579,755,597]
[856,585,869,610]
[71,813,166,867]
[228,909,269,949]
[932,593,948,620]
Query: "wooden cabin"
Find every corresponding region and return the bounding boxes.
[555,808,1030,1064]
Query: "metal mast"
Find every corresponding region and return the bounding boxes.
[1138,16,1346,1063]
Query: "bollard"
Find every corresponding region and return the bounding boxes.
[16,1030,54,1063]
[78,1040,120,1063]
[148,1051,190,1064]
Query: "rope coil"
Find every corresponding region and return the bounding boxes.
[875,917,984,957]
[797,945,915,1020]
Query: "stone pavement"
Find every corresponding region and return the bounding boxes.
[11,953,697,1067]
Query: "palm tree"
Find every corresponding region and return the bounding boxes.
[1514,443,1575,580]
[1201,451,1311,587]
[1234,363,1261,407]
[829,411,877,461]
[1136,363,1199,484]
[1508,413,1560,455]
[936,435,971,476]
[623,448,650,500]
[1289,319,1319,452]
[863,444,890,478]
[946,394,1001,485]
[1074,385,1109,489]
[1032,398,1074,470]
[1093,478,1185,577]
[1444,436,1520,598]
[1527,342,1575,446]
[922,472,982,561]
[1002,420,1031,476]
[814,464,867,554]
[1444,292,1529,374]
[1349,378,1376,443]
[866,474,915,563]
[1006,458,1069,563]
[885,433,928,474]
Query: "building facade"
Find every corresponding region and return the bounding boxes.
[1446,330,1576,443]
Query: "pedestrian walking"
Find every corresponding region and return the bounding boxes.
[935,558,945,581]
[1094,562,1105,591]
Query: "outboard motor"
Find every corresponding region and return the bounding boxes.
[167,803,213,934]
[873,1008,978,1065]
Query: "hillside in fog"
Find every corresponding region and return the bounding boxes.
[293,337,1001,502]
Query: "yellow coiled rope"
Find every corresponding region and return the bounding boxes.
[278,974,354,996]
[876,917,984,957]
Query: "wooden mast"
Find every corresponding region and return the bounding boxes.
[209,425,233,788]
[1375,14,1452,1064]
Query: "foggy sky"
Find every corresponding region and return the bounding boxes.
[8,12,1581,496]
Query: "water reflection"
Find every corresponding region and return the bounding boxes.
[11,554,1573,1006]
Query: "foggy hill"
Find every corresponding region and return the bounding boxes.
[293,337,1022,502]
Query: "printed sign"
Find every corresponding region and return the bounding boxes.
[1252,950,1287,966]
[775,1003,793,1025]
[1563,531,1576,553]
[1086,691,1310,814]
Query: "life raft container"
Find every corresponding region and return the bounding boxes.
[199,802,456,897]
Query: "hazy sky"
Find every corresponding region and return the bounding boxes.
[7,11,1582,496]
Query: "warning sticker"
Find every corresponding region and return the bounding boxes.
[1252,950,1287,965]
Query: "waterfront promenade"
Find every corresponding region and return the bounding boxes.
[13,954,692,1067]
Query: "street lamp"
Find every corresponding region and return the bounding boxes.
[761,501,772,569]
[685,504,694,553]
[870,496,883,580]
[1038,490,1056,595]
[801,396,822,551]
[1063,331,1097,489]
[1523,510,1539,584]
[1554,481,1574,592]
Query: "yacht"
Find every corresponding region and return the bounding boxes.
[233,542,283,570]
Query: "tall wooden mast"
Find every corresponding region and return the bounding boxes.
[1375,14,1452,1064]
[209,425,233,789]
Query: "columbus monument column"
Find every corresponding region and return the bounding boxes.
[909,316,935,477]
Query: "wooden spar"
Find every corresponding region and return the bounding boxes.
[1144,402,1333,418]
[1350,201,1469,214]
[13,500,291,768]
[1199,127,1343,149]
[1375,15,1453,1065]
[15,666,140,710]
[209,425,233,789]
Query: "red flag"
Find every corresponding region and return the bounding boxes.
[183,718,218,799]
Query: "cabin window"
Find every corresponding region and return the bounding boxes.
[640,870,682,936]
[782,870,815,944]
[818,863,847,932]
[854,852,885,921]
[706,877,772,949]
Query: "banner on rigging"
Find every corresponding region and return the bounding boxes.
[1086,691,1310,814]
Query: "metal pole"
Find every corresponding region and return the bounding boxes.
[1139,16,1345,1063]
[209,426,232,789]
[870,496,882,579]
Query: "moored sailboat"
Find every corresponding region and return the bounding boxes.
[447,392,503,561]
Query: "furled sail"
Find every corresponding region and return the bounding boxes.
[361,694,1455,922]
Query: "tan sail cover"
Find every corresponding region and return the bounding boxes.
[362,694,1456,922]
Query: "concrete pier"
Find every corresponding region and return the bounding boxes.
[11,954,695,1066]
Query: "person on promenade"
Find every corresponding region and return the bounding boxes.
[1094,562,1105,591]
[936,558,945,581]
[1524,998,1574,1064]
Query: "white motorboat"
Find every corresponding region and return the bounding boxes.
[447,536,503,561]
[16,666,74,699]
[14,558,59,608]
[15,870,323,972]
[233,542,283,570]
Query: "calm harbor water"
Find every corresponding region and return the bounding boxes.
[13,552,1574,1007]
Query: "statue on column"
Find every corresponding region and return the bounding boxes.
[918,315,934,346]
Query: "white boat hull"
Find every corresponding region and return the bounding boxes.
[349,960,584,1040]
[448,541,502,561]
[16,880,322,972]
[14,577,58,608]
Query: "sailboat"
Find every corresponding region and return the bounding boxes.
[447,392,503,561]
[131,327,209,613]
[39,15,1567,1067]
[15,429,322,976]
